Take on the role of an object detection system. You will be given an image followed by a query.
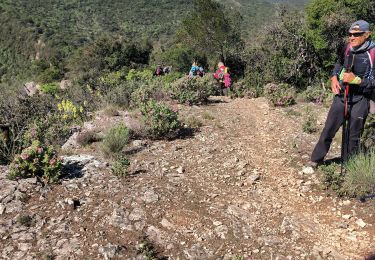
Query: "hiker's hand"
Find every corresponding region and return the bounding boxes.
[343,72,361,84]
[330,76,340,94]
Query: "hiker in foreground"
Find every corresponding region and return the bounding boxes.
[213,61,231,96]
[309,20,375,167]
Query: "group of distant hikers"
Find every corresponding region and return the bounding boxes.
[154,61,232,96]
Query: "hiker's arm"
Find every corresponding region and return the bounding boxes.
[330,47,346,94]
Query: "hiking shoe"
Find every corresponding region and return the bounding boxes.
[306,160,321,169]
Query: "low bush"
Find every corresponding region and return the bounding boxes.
[111,156,130,177]
[171,75,216,105]
[103,106,120,117]
[342,150,375,197]
[298,86,330,104]
[39,83,60,95]
[126,69,154,82]
[264,83,296,107]
[302,108,318,134]
[319,163,344,195]
[7,140,62,183]
[131,81,170,108]
[230,81,261,98]
[140,100,181,139]
[101,123,129,158]
[361,114,375,150]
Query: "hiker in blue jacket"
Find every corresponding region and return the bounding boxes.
[309,20,375,167]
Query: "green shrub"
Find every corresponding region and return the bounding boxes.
[126,69,154,82]
[342,150,375,197]
[230,81,261,98]
[101,123,129,157]
[140,100,181,139]
[302,108,318,134]
[319,163,344,194]
[0,94,57,164]
[183,116,203,128]
[158,71,184,84]
[39,83,60,95]
[111,156,130,177]
[298,85,330,104]
[361,114,375,150]
[131,81,170,108]
[171,75,216,105]
[7,140,62,183]
[264,83,296,107]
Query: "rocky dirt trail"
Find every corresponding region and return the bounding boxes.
[1,97,374,259]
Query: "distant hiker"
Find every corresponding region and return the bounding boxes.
[213,62,231,96]
[154,65,164,76]
[309,20,375,167]
[188,62,204,78]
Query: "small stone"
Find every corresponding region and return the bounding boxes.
[342,214,352,220]
[0,204,6,215]
[356,219,367,228]
[343,200,351,206]
[177,166,185,174]
[302,166,314,174]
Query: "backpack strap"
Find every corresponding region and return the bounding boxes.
[369,47,375,70]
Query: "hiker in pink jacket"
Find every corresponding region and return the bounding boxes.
[213,62,231,96]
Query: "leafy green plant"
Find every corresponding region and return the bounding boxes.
[171,75,215,105]
[140,100,181,139]
[319,163,344,194]
[101,123,129,157]
[126,69,154,82]
[342,150,375,197]
[138,236,158,260]
[298,85,329,104]
[7,140,62,183]
[17,215,33,227]
[264,83,296,107]
[39,83,60,95]
[302,108,318,134]
[111,156,130,177]
[183,116,203,128]
[131,81,171,108]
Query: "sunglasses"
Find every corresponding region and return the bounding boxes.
[348,32,365,37]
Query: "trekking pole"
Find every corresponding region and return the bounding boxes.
[341,83,349,175]
[341,52,355,175]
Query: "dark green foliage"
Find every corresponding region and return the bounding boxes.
[245,8,320,90]
[17,215,33,227]
[319,163,345,195]
[0,93,56,164]
[362,114,375,150]
[264,83,296,107]
[139,100,181,139]
[151,43,207,73]
[101,123,129,158]
[67,36,152,90]
[180,0,244,62]
[111,156,130,178]
[171,75,216,105]
[8,140,62,183]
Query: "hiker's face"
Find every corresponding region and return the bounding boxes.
[348,30,370,47]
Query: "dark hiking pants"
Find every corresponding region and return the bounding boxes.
[311,95,369,162]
